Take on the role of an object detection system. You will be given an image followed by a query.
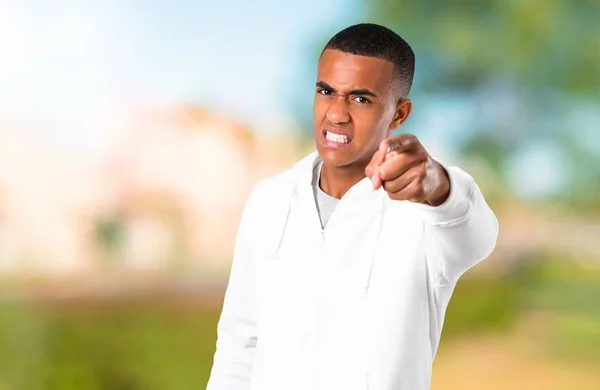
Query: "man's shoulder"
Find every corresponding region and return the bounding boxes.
[249,151,318,203]
[247,171,296,210]
[253,168,296,197]
[239,153,315,232]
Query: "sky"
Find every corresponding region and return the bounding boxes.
[0,0,362,150]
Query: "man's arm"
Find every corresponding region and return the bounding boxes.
[206,189,259,390]
[416,165,499,285]
[365,134,499,284]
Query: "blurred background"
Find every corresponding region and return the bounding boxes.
[0,0,599,389]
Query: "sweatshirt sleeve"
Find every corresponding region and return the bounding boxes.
[206,186,260,390]
[416,164,499,285]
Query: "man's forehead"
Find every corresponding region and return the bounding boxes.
[317,49,394,89]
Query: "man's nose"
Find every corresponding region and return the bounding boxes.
[325,96,351,125]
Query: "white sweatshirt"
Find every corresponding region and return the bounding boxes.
[206,151,499,390]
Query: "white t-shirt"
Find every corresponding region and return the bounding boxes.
[311,160,339,229]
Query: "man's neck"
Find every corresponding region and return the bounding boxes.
[319,162,367,200]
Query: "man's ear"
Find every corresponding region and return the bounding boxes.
[390,98,412,130]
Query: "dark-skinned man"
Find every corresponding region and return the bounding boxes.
[207,23,499,390]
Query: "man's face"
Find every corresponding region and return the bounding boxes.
[313,49,409,169]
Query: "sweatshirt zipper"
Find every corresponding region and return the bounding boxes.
[312,166,365,388]
[318,183,355,245]
[314,182,354,388]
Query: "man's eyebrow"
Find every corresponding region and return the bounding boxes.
[348,88,378,98]
[316,81,379,99]
[316,81,334,91]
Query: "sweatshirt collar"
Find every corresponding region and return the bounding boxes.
[293,150,384,203]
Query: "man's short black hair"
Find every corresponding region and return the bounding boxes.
[322,23,415,100]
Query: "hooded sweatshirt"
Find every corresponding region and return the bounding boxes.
[207,151,499,390]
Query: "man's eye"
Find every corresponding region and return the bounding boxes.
[353,96,371,104]
[318,88,332,95]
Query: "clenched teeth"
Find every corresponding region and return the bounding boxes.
[326,131,349,144]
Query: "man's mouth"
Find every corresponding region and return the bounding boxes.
[323,130,351,144]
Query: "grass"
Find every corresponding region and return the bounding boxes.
[443,275,521,334]
[442,253,600,362]
[0,253,598,389]
[0,298,221,390]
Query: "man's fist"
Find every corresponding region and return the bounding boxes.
[365,134,451,206]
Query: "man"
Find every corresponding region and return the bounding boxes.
[207,23,498,390]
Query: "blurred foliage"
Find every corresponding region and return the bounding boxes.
[443,275,520,334]
[368,0,600,96]
[445,252,600,361]
[0,300,220,390]
[514,253,600,360]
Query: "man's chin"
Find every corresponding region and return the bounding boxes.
[318,148,355,167]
